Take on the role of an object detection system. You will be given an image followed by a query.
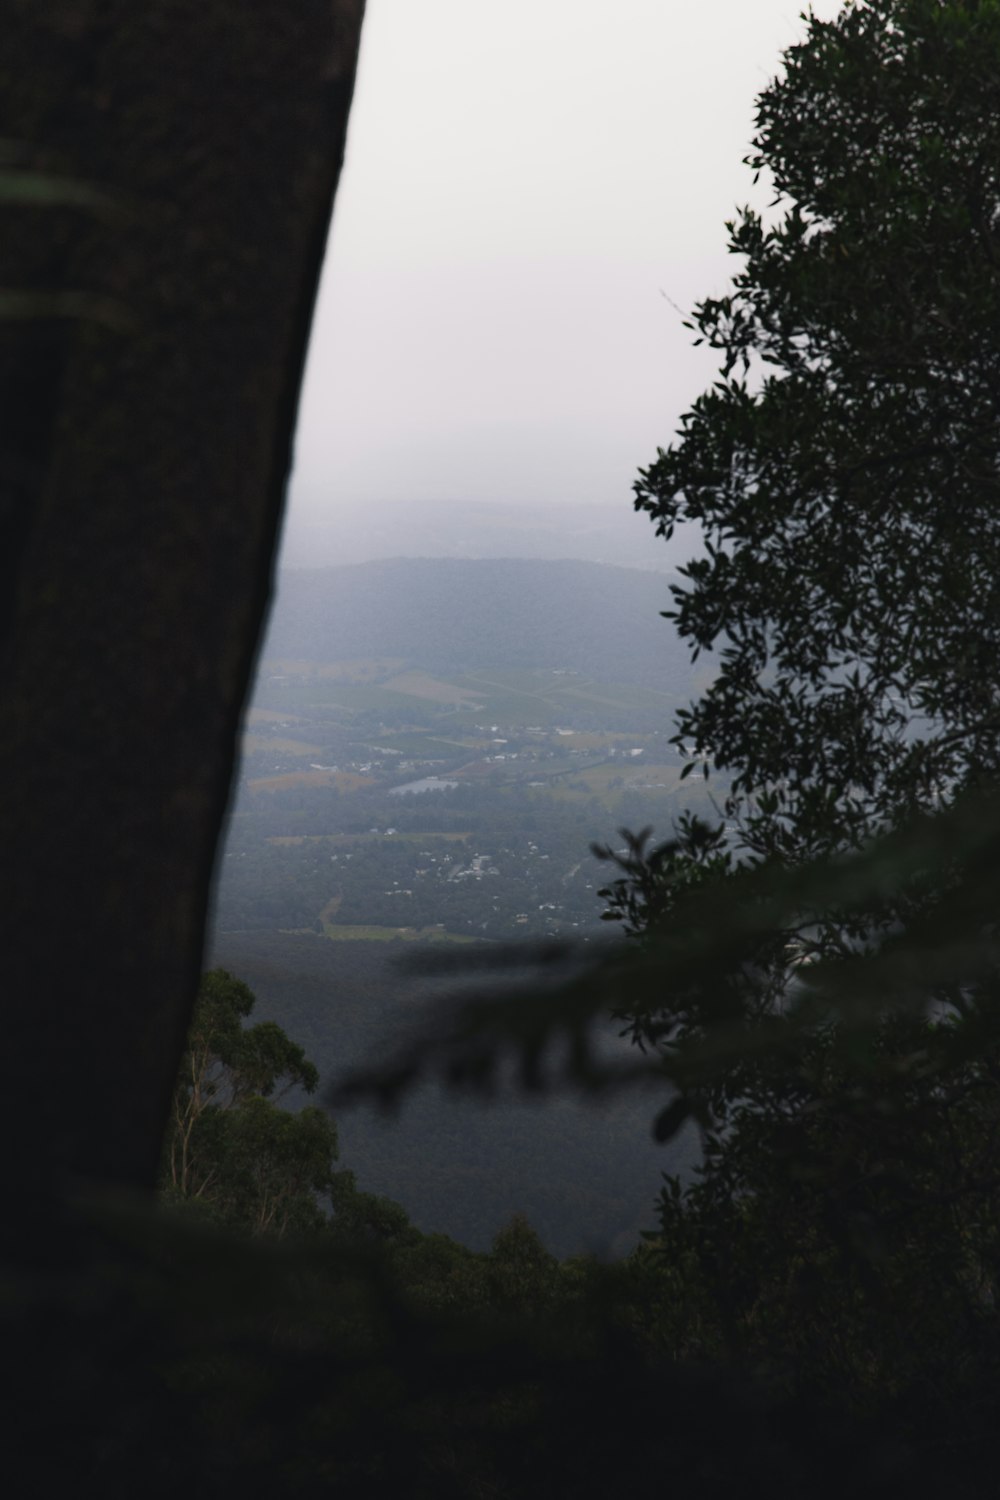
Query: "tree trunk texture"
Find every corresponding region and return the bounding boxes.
[0,1,366,1199]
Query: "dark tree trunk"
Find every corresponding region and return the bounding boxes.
[0,1,366,1199]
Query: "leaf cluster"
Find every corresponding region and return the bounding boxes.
[161,968,332,1236]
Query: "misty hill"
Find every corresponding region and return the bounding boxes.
[278,497,677,572]
[261,557,693,689]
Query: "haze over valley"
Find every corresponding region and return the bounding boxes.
[210,549,708,1255]
[276,496,682,572]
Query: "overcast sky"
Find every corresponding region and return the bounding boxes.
[282,0,843,557]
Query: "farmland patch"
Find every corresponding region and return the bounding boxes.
[248,768,376,794]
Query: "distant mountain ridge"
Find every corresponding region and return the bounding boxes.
[261,557,694,691]
[278,497,677,572]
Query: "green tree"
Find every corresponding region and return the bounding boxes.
[588,0,1000,1426]
[214,1096,340,1237]
[161,968,336,1237]
[607,0,1000,1083]
[634,0,1000,867]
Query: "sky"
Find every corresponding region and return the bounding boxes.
[280,0,843,564]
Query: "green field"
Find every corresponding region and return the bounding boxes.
[321,922,480,943]
[354,733,479,758]
[252,660,680,732]
[241,733,324,757]
[268,830,472,846]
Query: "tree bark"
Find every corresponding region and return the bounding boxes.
[0,1,366,1198]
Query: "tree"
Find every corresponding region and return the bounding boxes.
[161,969,436,1242]
[635,0,1000,866]
[590,0,1000,1429]
[161,968,324,1219]
[0,1,366,1203]
[566,0,1000,1060]
[607,0,1000,1049]
[161,969,339,1237]
[204,1096,341,1237]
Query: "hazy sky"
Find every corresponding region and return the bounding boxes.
[283,0,843,552]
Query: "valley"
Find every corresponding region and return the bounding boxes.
[208,558,710,1253]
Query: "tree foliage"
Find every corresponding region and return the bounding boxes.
[161,968,335,1236]
[610,0,1000,1110]
[597,0,1000,1414]
[635,0,1000,862]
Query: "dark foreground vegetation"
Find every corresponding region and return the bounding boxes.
[8,2,1000,1495]
[5,973,992,1499]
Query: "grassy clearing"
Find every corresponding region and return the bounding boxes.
[357,733,472,759]
[552,681,679,711]
[542,762,683,806]
[253,659,677,733]
[436,669,677,729]
[266,831,472,846]
[448,690,563,725]
[241,733,324,757]
[245,706,308,725]
[252,680,421,717]
[322,923,479,943]
[451,670,555,705]
[586,762,681,792]
[548,731,621,752]
[381,670,483,706]
[248,769,376,793]
[261,657,405,680]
